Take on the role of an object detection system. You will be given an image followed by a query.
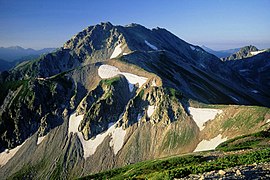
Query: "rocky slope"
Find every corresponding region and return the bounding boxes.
[221,45,267,61]
[0,22,269,179]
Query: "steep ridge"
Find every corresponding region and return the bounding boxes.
[0,22,269,179]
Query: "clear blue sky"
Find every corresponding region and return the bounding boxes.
[0,0,269,50]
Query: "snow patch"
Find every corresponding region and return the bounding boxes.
[110,44,122,59]
[108,122,114,128]
[0,141,27,166]
[200,63,206,68]
[137,113,143,121]
[250,50,266,56]
[145,40,158,50]
[98,64,120,79]
[68,113,126,158]
[188,107,223,131]
[229,95,239,102]
[194,134,227,152]
[251,90,259,93]
[109,127,126,154]
[147,105,155,117]
[151,80,157,87]
[37,135,47,145]
[121,72,148,90]
[98,65,148,92]
[190,46,195,50]
[239,69,249,72]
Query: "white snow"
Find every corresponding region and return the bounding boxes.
[121,72,148,90]
[145,40,158,50]
[194,134,227,152]
[0,141,26,166]
[151,80,157,87]
[251,90,259,93]
[229,95,239,102]
[147,105,155,117]
[137,113,143,121]
[188,107,223,131]
[239,69,249,72]
[190,46,195,50]
[108,122,114,128]
[110,44,122,59]
[250,50,266,56]
[37,134,47,145]
[200,63,206,68]
[98,64,120,79]
[109,127,126,154]
[68,113,126,158]
[98,65,148,92]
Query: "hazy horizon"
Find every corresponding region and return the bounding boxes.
[1,0,269,50]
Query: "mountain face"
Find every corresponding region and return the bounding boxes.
[0,22,269,179]
[201,45,240,58]
[0,46,55,62]
[0,59,13,72]
[221,45,265,61]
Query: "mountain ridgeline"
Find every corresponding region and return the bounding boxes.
[0,22,269,179]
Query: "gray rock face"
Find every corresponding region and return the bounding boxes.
[221,45,259,61]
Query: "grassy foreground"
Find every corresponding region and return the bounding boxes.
[79,130,270,180]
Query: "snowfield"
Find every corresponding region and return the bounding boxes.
[194,134,227,152]
[250,50,266,56]
[0,140,27,166]
[110,44,122,59]
[147,105,155,117]
[68,113,126,158]
[98,64,120,79]
[188,107,223,131]
[145,40,158,50]
[37,134,48,145]
[98,65,148,92]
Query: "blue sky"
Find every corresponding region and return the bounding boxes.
[0,0,269,50]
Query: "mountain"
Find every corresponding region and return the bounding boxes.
[201,45,240,58]
[0,22,269,179]
[0,59,13,71]
[221,45,268,61]
[0,46,55,62]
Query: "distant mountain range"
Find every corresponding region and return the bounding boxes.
[0,46,55,71]
[0,46,55,62]
[201,45,240,58]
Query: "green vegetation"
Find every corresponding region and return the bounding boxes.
[161,126,195,150]
[101,76,120,86]
[7,159,48,180]
[80,147,270,180]
[216,129,270,152]
[167,87,183,100]
[222,106,268,131]
[0,80,30,105]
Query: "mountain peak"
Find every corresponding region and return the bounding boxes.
[221,45,259,61]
